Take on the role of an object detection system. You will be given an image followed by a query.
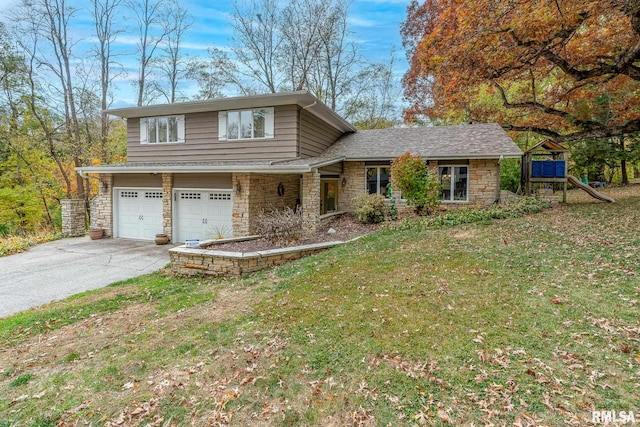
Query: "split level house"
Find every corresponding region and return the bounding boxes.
[76,91,523,243]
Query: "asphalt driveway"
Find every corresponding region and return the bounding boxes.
[0,236,175,318]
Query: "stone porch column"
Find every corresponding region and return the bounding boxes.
[301,171,321,233]
[162,173,173,240]
[232,172,251,236]
[61,199,86,236]
[89,174,113,237]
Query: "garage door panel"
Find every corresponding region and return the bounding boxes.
[176,190,233,242]
[117,189,163,240]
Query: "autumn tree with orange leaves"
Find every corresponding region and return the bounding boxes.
[401,0,640,143]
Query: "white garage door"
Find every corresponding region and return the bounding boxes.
[117,189,163,240]
[175,190,233,242]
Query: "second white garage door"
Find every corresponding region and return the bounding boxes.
[175,190,233,242]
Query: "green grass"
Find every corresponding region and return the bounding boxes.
[0,185,639,425]
[0,273,216,347]
[9,373,33,387]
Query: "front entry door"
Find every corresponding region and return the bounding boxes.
[320,180,338,214]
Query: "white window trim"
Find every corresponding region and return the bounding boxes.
[140,115,185,145]
[218,107,274,141]
[438,165,469,203]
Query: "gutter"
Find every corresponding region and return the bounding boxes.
[308,157,345,169]
[344,153,522,162]
[76,164,316,175]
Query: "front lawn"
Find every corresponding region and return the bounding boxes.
[1,185,638,426]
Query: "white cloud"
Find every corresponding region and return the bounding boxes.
[348,16,379,28]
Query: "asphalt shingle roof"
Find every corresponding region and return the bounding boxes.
[321,123,523,160]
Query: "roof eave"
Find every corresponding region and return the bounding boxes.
[308,157,345,169]
[343,153,523,162]
[106,91,356,133]
[75,164,314,175]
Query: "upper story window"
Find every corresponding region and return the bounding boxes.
[139,115,185,144]
[218,108,274,141]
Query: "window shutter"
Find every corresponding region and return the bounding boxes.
[264,108,274,138]
[218,111,227,141]
[139,118,148,143]
[177,115,185,142]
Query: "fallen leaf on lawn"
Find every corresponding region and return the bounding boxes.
[11,395,29,404]
[437,409,452,423]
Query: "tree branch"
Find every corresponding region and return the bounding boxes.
[490,79,571,119]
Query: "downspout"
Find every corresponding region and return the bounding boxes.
[302,101,317,110]
[77,169,102,182]
[494,155,503,204]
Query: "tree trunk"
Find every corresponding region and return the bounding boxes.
[620,136,629,184]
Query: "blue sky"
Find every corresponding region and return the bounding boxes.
[0,0,411,107]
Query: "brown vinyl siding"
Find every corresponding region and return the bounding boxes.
[114,174,162,187]
[126,105,299,163]
[299,109,343,157]
[320,162,343,174]
[173,173,232,189]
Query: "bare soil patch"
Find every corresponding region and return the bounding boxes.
[205,213,380,252]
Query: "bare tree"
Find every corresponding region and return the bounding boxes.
[91,0,123,162]
[13,18,74,198]
[189,47,241,100]
[229,0,359,111]
[15,0,88,200]
[127,0,170,106]
[280,0,326,91]
[342,51,401,129]
[230,0,284,93]
[309,0,357,110]
[153,0,193,103]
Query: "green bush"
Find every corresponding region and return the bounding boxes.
[390,152,441,214]
[387,197,550,231]
[500,157,521,193]
[355,193,389,224]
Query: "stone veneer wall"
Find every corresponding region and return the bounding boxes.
[301,172,320,233]
[232,173,300,236]
[170,242,341,277]
[468,159,500,205]
[61,199,86,236]
[89,174,113,237]
[162,173,173,239]
[338,161,366,213]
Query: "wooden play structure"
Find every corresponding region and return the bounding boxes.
[521,140,614,203]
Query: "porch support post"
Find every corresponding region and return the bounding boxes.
[302,171,321,233]
[90,173,113,237]
[162,173,173,240]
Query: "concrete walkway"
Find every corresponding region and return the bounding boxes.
[0,236,175,318]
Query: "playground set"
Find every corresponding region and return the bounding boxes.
[521,140,615,203]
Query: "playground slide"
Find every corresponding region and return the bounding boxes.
[566,175,615,203]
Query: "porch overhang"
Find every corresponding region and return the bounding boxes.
[75,157,346,177]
